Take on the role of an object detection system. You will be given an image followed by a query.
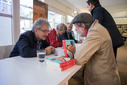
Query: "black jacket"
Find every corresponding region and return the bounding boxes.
[91,5,124,48]
[59,31,77,43]
[9,31,50,57]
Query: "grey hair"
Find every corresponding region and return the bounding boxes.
[32,18,50,32]
[56,23,67,31]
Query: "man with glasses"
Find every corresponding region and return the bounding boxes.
[10,18,55,57]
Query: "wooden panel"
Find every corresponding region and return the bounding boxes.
[33,0,48,23]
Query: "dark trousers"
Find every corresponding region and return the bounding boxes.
[113,47,118,59]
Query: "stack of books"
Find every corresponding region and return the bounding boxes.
[46,57,76,71]
[46,40,76,71]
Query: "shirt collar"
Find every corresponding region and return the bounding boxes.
[32,31,38,42]
[91,5,101,15]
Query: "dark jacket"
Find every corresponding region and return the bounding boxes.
[9,31,50,57]
[91,5,124,48]
[59,31,77,43]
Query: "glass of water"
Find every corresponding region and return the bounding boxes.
[37,50,46,62]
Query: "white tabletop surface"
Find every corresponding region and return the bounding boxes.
[0,48,81,85]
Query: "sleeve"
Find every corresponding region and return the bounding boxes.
[74,31,102,65]
[59,32,68,42]
[40,40,50,49]
[70,32,78,43]
[17,35,37,58]
[92,8,104,24]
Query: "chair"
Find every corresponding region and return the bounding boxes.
[0,45,13,59]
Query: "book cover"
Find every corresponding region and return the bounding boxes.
[46,56,76,71]
[62,40,76,59]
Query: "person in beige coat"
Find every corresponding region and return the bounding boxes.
[71,13,121,85]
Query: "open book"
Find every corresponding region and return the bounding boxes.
[46,56,76,71]
[46,40,76,71]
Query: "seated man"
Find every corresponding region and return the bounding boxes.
[9,18,55,58]
[46,23,67,48]
[71,13,121,85]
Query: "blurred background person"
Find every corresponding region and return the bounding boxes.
[66,23,78,43]
[46,23,67,48]
[87,0,124,58]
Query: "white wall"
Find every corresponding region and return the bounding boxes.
[112,11,127,24]
[114,18,127,24]
[13,0,20,44]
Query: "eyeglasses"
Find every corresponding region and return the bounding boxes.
[39,29,49,33]
[74,24,81,31]
[74,23,82,27]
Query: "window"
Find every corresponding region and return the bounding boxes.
[20,0,33,33]
[39,0,45,2]
[67,15,73,23]
[0,0,13,46]
[48,10,64,29]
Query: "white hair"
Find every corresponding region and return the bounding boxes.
[32,18,50,31]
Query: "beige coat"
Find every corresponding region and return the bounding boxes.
[75,20,121,85]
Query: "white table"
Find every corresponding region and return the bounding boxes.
[0,48,82,85]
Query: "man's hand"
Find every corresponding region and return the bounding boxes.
[78,40,82,43]
[45,46,55,55]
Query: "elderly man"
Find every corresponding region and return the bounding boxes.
[9,18,55,57]
[72,13,121,85]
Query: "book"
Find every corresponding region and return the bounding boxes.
[46,40,76,71]
[62,40,76,59]
[46,56,76,71]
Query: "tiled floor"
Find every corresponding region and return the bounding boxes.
[69,44,127,85]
